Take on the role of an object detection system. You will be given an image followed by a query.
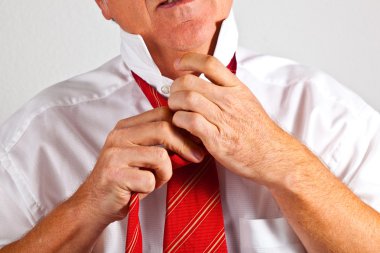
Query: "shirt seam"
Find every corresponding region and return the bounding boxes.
[325,103,374,169]
[0,80,132,217]
[265,77,369,175]
[332,106,380,187]
[0,148,44,223]
[4,81,129,153]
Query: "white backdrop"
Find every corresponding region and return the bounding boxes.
[0,0,379,125]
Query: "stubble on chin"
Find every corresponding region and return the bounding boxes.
[161,18,217,52]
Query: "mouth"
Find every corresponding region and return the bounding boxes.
[158,0,193,9]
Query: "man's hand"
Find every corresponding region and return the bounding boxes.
[169,53,380,253]
[168,53,297,186]
[1,107,205,253]
[73,107,205,224]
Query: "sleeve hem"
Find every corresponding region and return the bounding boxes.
[0,148,45,224]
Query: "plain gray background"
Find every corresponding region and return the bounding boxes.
[1,0,379,125]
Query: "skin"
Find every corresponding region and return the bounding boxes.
[169,53,380,252]
[2,0,380,252]
[97,0,232,79]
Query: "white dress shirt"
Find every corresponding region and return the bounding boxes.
[1,12,379,253]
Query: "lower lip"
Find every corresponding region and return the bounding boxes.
[158,0,194,9]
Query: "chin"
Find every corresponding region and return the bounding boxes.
[156,18,218,52]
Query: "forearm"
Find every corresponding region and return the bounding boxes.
[0,108,186,252]
[1,191,107,253]
[269,144,380,252]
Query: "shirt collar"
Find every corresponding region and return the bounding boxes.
[120,10,238,97]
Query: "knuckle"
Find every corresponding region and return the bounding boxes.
[143,172,156,192]
[153,147,169,162]
[172,112,184,130]
[162,168,173,182]
[204,56,217,71]
[107,129,120,144]
[96,162,124,189]
[171,79,179,92]
[184,91,198,106]
[157,107,173,121]
[102,147,124,167]
[115,119,126,129]
[156,121,172,135]
[104,166,121,183]
[155,159,172,184]
[181,74,194,86]
[188,114,203,131]
[103,146,119,158]
[221,93,234,107]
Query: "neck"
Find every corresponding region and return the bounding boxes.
[144,22,222,80]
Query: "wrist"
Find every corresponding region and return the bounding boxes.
[266,144,330,199]
[67,181,114,230]
[255,130,321,192]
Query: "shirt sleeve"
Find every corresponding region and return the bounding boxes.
[329,106,380,212]
[0,153,40,248]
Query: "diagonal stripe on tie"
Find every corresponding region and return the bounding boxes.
[125,54,236,253]
[126,194,142,253]
[203,227,226,253]
[163,157,227,253]
[164,190,221,253]
[166,157,212,216]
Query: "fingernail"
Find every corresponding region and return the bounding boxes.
[192,149,204,162]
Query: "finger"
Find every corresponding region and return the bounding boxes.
[115,107,173,129]
[102,146,172,188]
[170,74,220,99]
[127,146,173,188]
[175,53,238,87]
[123,169,156,194]
[107,121,205,163]
[170,73,233,112]
[168,90,222,126]
[172,111,219,148]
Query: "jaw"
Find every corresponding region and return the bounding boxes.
[145,16,217,54]
[140,0,232,79]
[150,0,217,50]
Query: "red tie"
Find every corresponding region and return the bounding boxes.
[126,55,237,253]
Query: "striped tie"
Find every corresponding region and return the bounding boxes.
[126,55,237,253]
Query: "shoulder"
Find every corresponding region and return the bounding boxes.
[0,56,132,152]
[237,46,350,96]
[236,47,380,210]
[235,46,378,123]
[0,56,136,227]
[236,46,380,168]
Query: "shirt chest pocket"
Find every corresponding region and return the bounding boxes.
[239,217,306,253]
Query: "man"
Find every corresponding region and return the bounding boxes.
[0,0,379,252]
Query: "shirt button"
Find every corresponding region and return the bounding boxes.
[161,85,170,95]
